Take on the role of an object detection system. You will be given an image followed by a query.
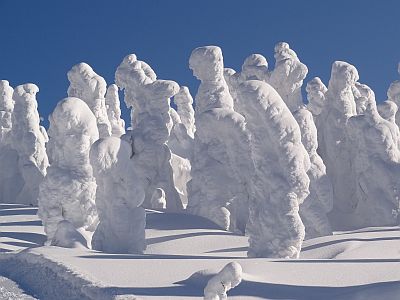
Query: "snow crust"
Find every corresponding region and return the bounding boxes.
[67,63,112,138]
[38,97,98,241]
[90,136,146,253]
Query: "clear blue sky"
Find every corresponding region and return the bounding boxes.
[1,0,399,127]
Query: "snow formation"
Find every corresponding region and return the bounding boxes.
[0,81,23,204]
[346,98,400,227]
[38,97,98,241]
[67,63,112,138]
[115,54,183,212]
[174,86,196,138]
[90,136,146,253]
[204,262,243,300]
[293,108,333,238]
[234,80,310,258]
[105,84,125,137]
[11,84,48,205]
[187,46,252,232]
[317,61,359,218]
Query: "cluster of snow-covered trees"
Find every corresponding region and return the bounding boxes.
[1,43,400,258]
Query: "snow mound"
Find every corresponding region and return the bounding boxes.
[50,220,89,249]
[204,261,243,300]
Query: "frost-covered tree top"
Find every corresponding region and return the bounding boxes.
[306,77,327,116]
[269,42,308,112]
[174,86,195,138]
[105,84,125,137]
[189,46,234,113]
[241,54,269,81]
[67,62,111,137]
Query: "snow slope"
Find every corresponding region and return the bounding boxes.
[0,204,399,299]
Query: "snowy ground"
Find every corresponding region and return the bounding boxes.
[0,204,399,299]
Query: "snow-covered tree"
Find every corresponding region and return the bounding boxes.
[234,80,309,258]
[38,97,98,242]
[187,46,252,232]
[115,54,183,212]
[11,84,48,205]
[105,84,125,137]
[269,42,308,112]
[294,108,333,238]
[174,86,196,138]
[346,98,400,227]
[90,136,146,253]
[0,80,24,204]
[318,61,359,219]
[67,63,112,138]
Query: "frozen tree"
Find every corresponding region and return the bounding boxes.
[241,53,269,81]
[0,80,14,144]
[105,84,125,137]
[352,82,375,114]
[204,262,243,300]
[115,54,183,212]
[187,46,252,232]
[234,80,309,258]
[346,99,400,227]
[306,77,328,118]
[67,62,112,138]
[11,84,48,205]
[318,61,359,218]
[269,42,308,112]
[294,108,333,238]
[387,74,400,126]
[378,100,398,123]
[168,102,193,207]
[38,97,98,242]
[174,86,196,138]
[90,136,146,253]
[0,81,24,204]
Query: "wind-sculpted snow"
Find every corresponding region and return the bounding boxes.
[187,46,252,232]
[346,99,400,227]
[11,84,48,205]
[38,97,98,242]
[352,82,375,114]
[378,100,398,123]
[174,86,196,138]
[105,84,125,137]
[318,61,359,219]
[90,136,146,253]
[234,80,309,258]
[67,63,112,138]
[294,108,333,238]
[115,54,183,212]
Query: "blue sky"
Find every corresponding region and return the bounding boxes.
[1,0,399,127]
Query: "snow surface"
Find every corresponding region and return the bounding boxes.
[0,204,399,299]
